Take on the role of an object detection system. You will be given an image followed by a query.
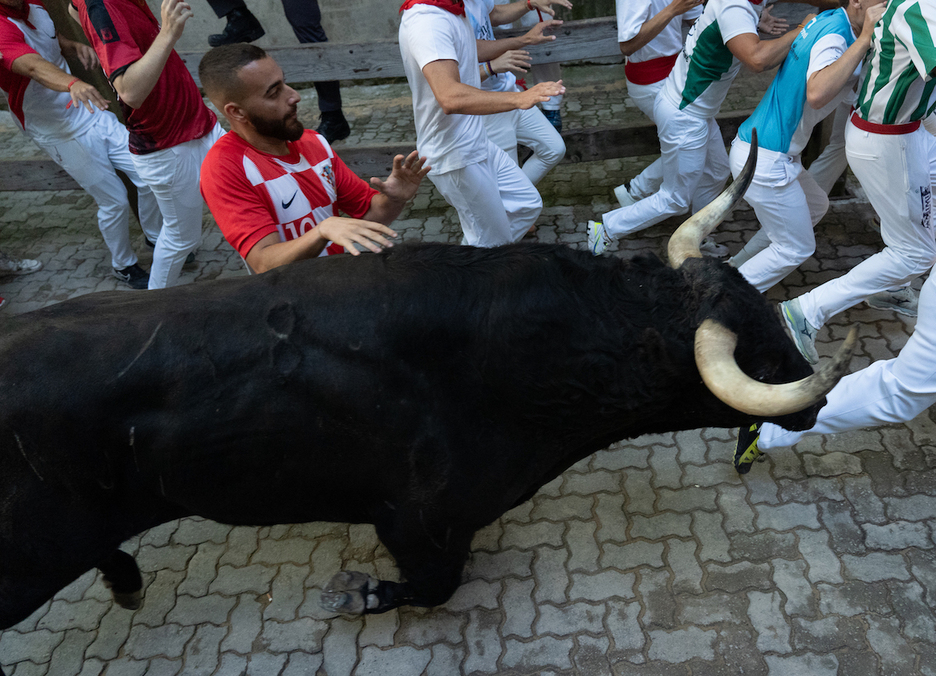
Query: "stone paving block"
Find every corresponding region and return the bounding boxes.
[675,431,707,465]
[574,635,612,676]
[887,580,936,642]
[816,580,889,617]
[692,511,731,563]
[176,542,225,598]
[707,562,772,593]
[251,537,318,566]
[649,447,681,489]
[908,548,936,607]
[142,657,181,676]
[866,615,917,676]
[594,493,629,543]
[777,477,845,503]
[863,521,933,550]
[209,565,277,596]
[601,540,665,570]
[593,446,650,471]
[677,592,748,626]
[791,616,866,652]
[817,501,865,554]
[530,495,593,522]
[630,513,692,540]
[842,476,889,524]
[219,594,263,654]
[358,609,400,648]
[443,579,500,613]
[181,624,226,676]
[729,531,796,562]
[755,503,820,531]
[426,644,464,676]
[565,520,601,574]
[763,653,838,676]
[537,601,606,636]
[797,529,844,584]
[97,658,146,676]
[647,627,716,663]
[470,522,503,552]
[502,636,574,671]
[769,448,805,480]
[802,452,862,477]
[656,487,717,513]
[135,544,197,574]
[682,463,742,488]
[665,539,703,594]
[463,609,502,674]
[124,624,194,660]
[502,579,536,638]
[45,628,94,676]
[264,564,310,622]
[842,552,911,582]
[218,527,259,568]
[885,494,936,521]
[171,518,232,546]
[772,558,815,617]
[623,469,656,514]
[562,470,623,495]
[861,451,907,498]
[36,599,108,633]
[85,604,134,661]
[638,569,676,630]
[747,591,791,654]
[745,474,780,506]
[717,485,756,534]
[245,652,287,676]
[467,549,534,580]
[260,617,329,656]
[282,652,325,676]
[165,594,236,626]
[500,520,565,550]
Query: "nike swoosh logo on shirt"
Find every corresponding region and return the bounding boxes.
[282,192,297,210]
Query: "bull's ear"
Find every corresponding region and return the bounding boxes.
[694,318,857,416]
[667,129,758,268]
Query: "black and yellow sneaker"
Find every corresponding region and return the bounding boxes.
[734,422,764,475]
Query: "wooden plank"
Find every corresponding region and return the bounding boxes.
[0,112,753,191]
[177,17,619,87]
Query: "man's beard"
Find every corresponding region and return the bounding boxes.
[249,110,304,142]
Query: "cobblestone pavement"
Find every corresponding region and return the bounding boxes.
[1,61,935,676]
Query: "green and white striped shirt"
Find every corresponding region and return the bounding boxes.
[856,0,936,125]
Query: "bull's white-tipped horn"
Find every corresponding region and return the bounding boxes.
[693,319,858,417]
[667,128,759,268]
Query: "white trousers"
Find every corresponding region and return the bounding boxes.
[761,270,936,448]
[805,100,851,195]
[798,121,936,328]
[429,138,542,247]
[626,78,664,200]
[483,104,565,185]
[36,111,162,269]
[602,96,729,238]
[132,123,223,289]
[729,139,829,292]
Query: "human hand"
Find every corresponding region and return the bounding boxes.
[670,0,704,17]
[518,80,565,109]
[491,49,532,75]
[370,151,430,204]
[69,80,109,112]
[530,0,573,17]
[861,2,887,40]
[73,42,100,71]
[524,20,563,45]
[757,6,789,35]
[317,217,399,255]
[160,0,193,43]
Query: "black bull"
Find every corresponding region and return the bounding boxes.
[0,165,854,668]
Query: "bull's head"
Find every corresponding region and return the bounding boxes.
[668,130,856,421]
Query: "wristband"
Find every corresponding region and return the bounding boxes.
[526,0,534,10]
[66,77,80,91]
[486,61,494,77]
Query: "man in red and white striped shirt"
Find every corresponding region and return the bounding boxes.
[198,44,429,274]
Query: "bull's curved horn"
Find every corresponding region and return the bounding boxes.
[667,128,759,268]
[693,318,857,417]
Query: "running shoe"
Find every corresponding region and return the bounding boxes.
[113,263,150,290]
[866,286,918,317]
[587,220,612,256]
[779,297,819,364]
[734,422,764,474]
[700,236,729,259]
[0,251,42,276]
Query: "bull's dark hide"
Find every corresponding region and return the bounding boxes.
[0,242,818,663]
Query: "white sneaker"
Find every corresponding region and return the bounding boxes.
[614,183,636,208]
[700,236,729,259]
[866,286,918,317]
[587,220,613,256]
[0,251,42,276]
[779,297,819,365]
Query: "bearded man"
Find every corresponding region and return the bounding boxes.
[198,43,429,274]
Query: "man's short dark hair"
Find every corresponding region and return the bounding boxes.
[199,43,269,107]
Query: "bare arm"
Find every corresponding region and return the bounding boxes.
[475,20,561,61]
[422,59,564,115]
[489,0,572,25]
[10,53,109,112]
[620,0,701,57]
[806,4,885,109]
[112,0,190,109]
[726,18,811,73]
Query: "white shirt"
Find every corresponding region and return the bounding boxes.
[466,0,518,93]
[616,0,702,64]
[399,4,488,174]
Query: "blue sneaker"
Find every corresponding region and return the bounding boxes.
[779,297,819,365]
[587,220,612,256]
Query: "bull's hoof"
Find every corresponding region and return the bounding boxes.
[112,589,142,610]
[320,571,381,615]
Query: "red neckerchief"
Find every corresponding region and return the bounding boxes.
[0,1,36,30]
[400,0,465,16]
